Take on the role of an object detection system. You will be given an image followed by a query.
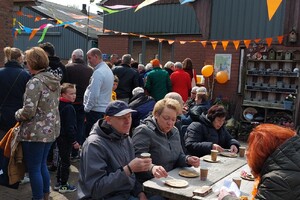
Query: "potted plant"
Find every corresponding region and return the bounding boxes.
[283,94,296,110]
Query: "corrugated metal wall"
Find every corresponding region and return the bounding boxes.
[14,8,94,60]
[103,4,200,34]
[210,0,285,40]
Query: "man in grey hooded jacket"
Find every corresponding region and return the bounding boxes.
[78,100,152,200]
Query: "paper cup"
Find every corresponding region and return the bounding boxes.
[211,150,218,161]
[200,168,208,181]
[140,153,151,158]
[239,147,246,157]
[232,177,242,188]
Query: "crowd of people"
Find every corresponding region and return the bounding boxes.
[0,44,299,200]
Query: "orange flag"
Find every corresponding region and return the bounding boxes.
[233,40,240,50]
[158,39,164,43]
[277,35,284,44]
[29,29,39,40]
[244,40,251,48]
[265,38,273,47]
[200,41,207,47]
[221,41,229,51]
[16,11,23,16]
[180,41,187,44]
[254,39,261,44]
[211,41,218,50]
[168,40,175,44]
[35,16,42,22]
[266,0,282,20]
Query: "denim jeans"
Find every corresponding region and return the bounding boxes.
[22,142,52,200]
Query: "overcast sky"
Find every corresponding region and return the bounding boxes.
[44,0,100,14]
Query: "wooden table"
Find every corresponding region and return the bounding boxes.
[143,155,248,200]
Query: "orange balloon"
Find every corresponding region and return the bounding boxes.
[201,65,214,77]
[216,71,229,84]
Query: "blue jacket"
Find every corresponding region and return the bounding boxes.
[0,61,31,132]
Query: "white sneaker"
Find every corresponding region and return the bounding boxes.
[20,176,30,184]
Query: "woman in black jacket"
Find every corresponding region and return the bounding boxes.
[0,47,31,138]
[184,105,240,157]
[219,124,300,200]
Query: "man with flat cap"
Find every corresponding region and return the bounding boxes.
[78,100,152,200]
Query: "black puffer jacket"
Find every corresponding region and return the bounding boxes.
[255,135,300,199]
[184,113,240,157]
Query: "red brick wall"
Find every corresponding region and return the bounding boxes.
[0,1,13,66]
[98,35,129,57]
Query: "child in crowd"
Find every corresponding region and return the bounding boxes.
[55,83,80,193]
[111,75,119,101]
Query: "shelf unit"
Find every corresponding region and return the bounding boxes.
[241,58,300,127]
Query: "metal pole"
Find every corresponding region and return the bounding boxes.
[86,5,90,54]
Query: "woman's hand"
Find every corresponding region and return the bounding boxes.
[230,145,238,153]
[187,156,200,167]
[213,144,224,152]
[151,165,168,178]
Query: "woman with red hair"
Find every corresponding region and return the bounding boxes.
[219,124,300,200]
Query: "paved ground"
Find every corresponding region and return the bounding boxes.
[0,161,79,200]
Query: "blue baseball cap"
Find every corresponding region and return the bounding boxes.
[105,100,136,117]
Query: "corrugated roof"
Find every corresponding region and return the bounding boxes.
[209,0,285,40]
[28,1,103,38]
[103,4,200,34]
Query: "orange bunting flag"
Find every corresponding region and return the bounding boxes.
[158,39,164,43]
[200,41,207,47]
[221,41,229,51]
[139,35,146,38]
[277,35,284,44]
[16,11,23,16]
[168,40,175,45]
[29,29,39,40]
[233,40,240,50]
[26,15,34,18]
[149,37,155,40]
[35,16,42,22]
[211,41,218,50]
[14,30,18,38]
[244,40,251,48]
[254,39,261,44]
[265,37,273,47]
[266,0,282,20]
[180,41,187,44]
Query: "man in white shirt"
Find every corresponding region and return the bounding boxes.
[83,48,114,137]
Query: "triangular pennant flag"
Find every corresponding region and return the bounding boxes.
[149,37,155,40]
[26,14,34,18]
[180,41,187,44]
[233,40,240,50]
[244,40,251,48]
[211,41,218,50]
[200,41,207,47]
[135,0,159,12]
[266,0,282,20]
[104,29,112,33]
[254,39,261,44]
[16,11,23,16]
[265,37,273,47]
[158,39,164,43]
[38,27,49,43]
[29,29,39,40]
[35,16,42,22]
[168,40,175,44]
[221,41,229,51]
[190,40,197,43]
[277,35,284,44]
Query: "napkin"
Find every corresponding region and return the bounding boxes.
[220,179,241,197]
